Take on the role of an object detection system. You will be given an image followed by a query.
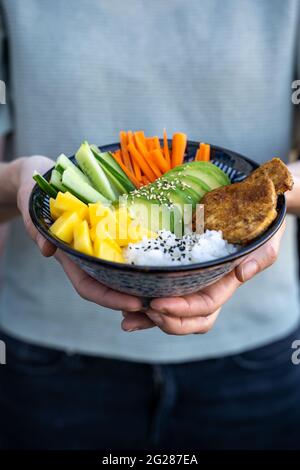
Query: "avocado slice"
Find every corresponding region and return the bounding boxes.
[165,161,230,188]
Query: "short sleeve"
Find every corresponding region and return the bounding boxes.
[0,9,13,136]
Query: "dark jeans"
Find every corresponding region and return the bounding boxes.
[0,326,300,450]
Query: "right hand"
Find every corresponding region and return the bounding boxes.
[15,156,143,312]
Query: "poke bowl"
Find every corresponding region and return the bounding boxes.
[29,138,286,299]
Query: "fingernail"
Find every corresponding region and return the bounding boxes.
[126,327,140,332]
[240,260,259,282]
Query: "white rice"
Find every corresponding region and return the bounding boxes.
[124,230,238,266]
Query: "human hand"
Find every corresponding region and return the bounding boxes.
[16,156,142,312]
[121,222,286,334]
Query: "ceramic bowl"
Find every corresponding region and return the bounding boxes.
[29,141,286,299]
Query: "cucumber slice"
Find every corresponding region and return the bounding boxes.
[75,142,117,201]
[62,168,110,204]
[91,147,135,192]
[50,169,67,192]
[101,165,129,196]
[33,172,58,198]
[90,146,129,180]
[55,153,90,183]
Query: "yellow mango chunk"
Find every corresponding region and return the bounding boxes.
[49,197,62,220]
[94,237,124,263]
[127,222,157,244]
[73,220,93,256]
[88,202,113,226]
[90,225,96,242]
[114,207,133,246]
[94,212,118,240]
[54,192,88,220]
[50,211,80,243]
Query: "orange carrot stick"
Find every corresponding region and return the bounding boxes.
[134,131,148,158]
[150,149,169,173]
[163,128,171,168]
[152,136,161,150]
[195,142,206,161]
[127,143,158,181]
[203,144,210,162]
[141,175,150,186]
[126,131,142,181]
[120,131,133,171]
[132,156,142,181]
[171,133,187,168]
[146,138,154,151]
[112,152,141,188]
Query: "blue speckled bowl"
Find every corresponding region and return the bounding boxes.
[29,141,286,298]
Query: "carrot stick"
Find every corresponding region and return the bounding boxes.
[195,148,201,161]
[203,144,210,162]
[112,152,141,188]
[126,131,142,181]
[141,175,150,186]
[150,149,169,173]
[134,131,148,158]
[119,131,133,171]
[163,128,171,168]
[132,156,142,181]
[127,143,158,181]
[195,142,206,161]
[152,136,161,150]
[171,132,187,168]
[146,138,154,151]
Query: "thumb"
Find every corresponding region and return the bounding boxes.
[235,221,286,283]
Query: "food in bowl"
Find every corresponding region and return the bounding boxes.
[202,158,293,244]
[32,130,293,267]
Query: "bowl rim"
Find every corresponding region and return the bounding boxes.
[29,141,286,274]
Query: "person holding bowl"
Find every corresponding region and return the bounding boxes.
[0,0,300,450]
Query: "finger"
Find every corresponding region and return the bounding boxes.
[121,311,155,331]
[146,308,220,335]
[235,220,286,282]
[55,250,142,311]
[150,270,240,317]
[18,183,56,257]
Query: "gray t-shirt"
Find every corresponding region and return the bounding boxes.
[0,0,299,362]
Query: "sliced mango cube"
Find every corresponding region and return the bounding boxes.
[88,202,113,226]
[90,224,97,242]
[54,191,88,220]
[49,197,62,220]
[127,222,157,244]
[94,212,118,240]
[50,211,80,243]
[114,207,132,246]
[73,220,93,256]
[94,237,124,263]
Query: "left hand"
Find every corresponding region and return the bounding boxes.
[121,222,285,335]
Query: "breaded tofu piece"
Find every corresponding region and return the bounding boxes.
[247,157,293,194]
[202,176,277,244]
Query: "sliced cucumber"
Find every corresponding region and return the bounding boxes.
[75,142,117,201]
[55,153,90,183]
[90,145,129,180]
[62,168,110,204]
[91,147,135,193]
[50,169,67,192]
[101,165,129,196]
[33,172,58,198]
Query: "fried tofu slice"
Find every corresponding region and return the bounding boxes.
[246,157,293,194]
[202,176,277,244]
